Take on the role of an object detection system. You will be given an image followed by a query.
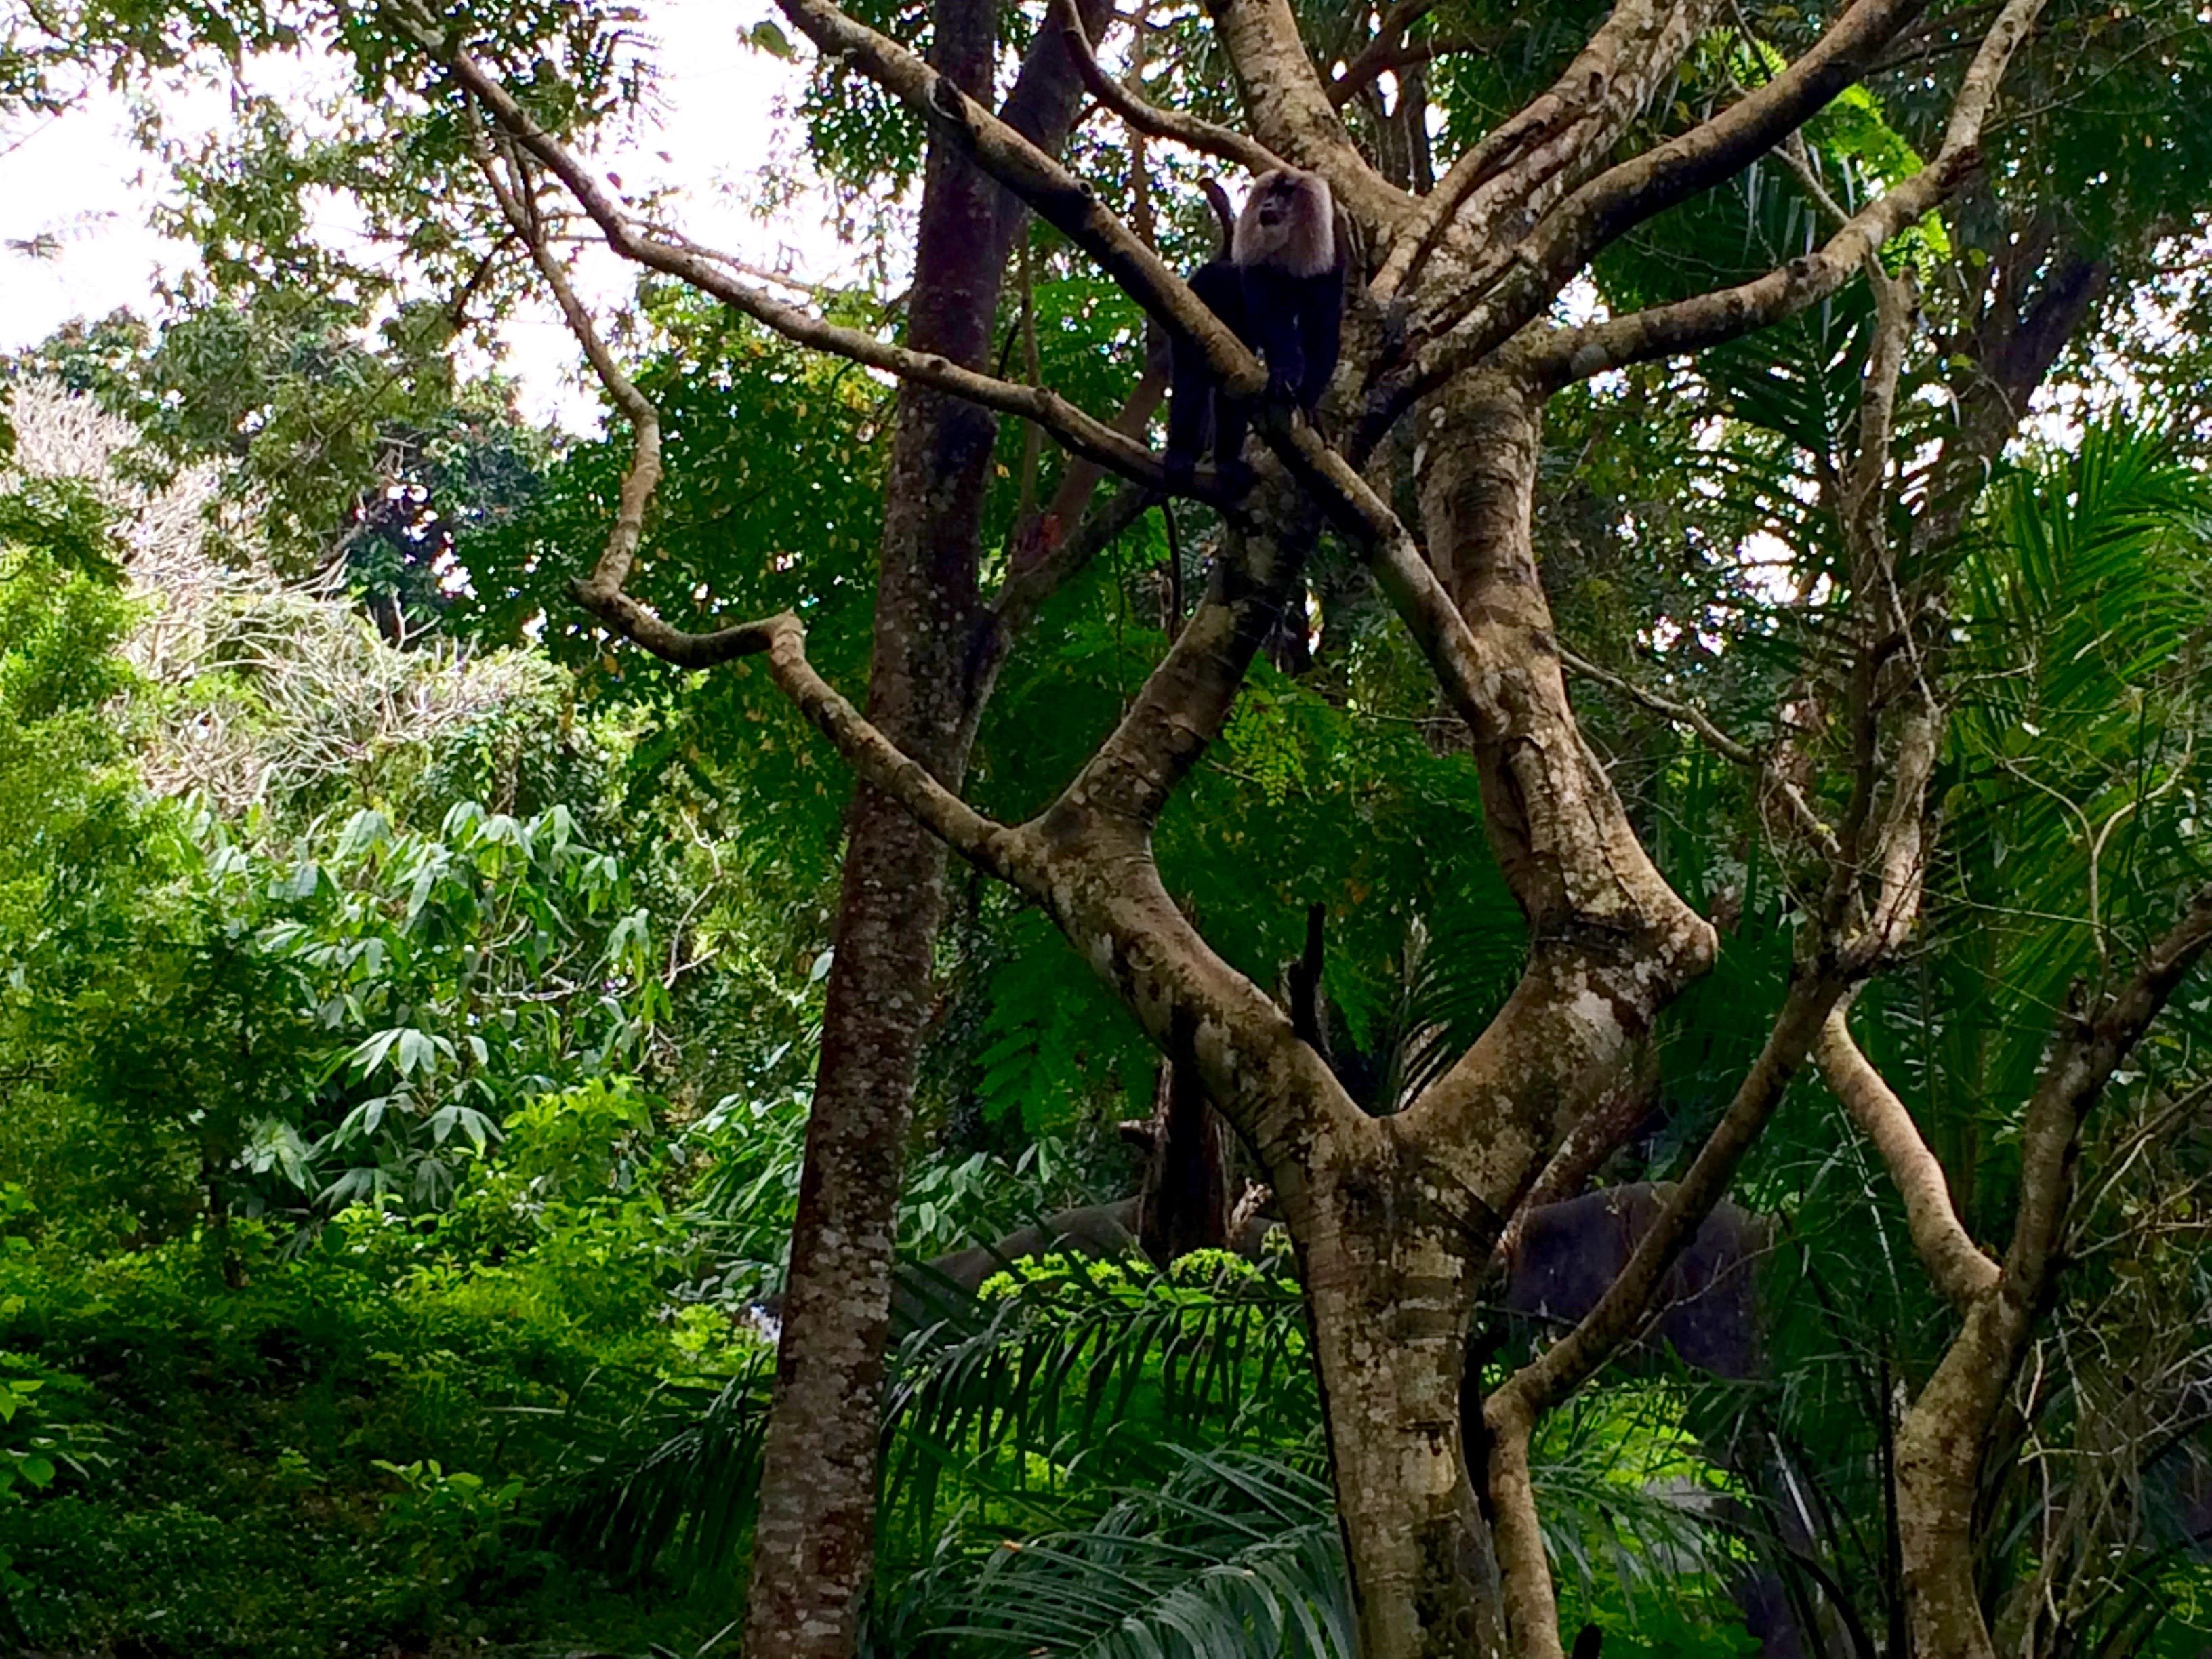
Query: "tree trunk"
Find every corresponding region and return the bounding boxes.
[1296,1154,1507,1656]
[739,0,1107,1645]
[1134,1057,1234,1265]
[1893,1298,2018,1659]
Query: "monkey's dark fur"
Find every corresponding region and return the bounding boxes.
[1164,168,1347,490]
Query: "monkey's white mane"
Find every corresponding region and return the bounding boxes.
[1231,170,1337,279]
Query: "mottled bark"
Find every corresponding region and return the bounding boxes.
[477,0,2073,1648]
[1294,1145,1508,1658]
[737,0,999,1639]
[739,0,1111,1647]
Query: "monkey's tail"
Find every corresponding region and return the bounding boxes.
[1160,495,1187,631]
[1200,177,1235,253]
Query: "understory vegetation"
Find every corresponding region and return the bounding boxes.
[5,0,2212,1652]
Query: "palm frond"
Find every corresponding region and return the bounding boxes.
[886,1252,1316,1530]
[540,1353,777,1589]
[1370,907,1523,1112]
[884,1446,1353,1659]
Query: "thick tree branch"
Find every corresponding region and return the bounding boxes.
[1818,1001,1997,1311]
[1202,0,1395,217]
[1042,499,1313,827]
[1486,1410,1564,1659]
[1418,0,2042,398]
[1492,0,1923,298]
[1377,0,1723,301]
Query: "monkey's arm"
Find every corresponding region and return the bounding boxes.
[1243,269,1308,406]
[1298,270,1345,411]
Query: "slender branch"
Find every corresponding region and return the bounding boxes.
[1324,0,1461,109]
[1486,1409,1566,1659]
[451,65,1071,919]
[471,140,663,610]
[2005,888,2212,1297]
[1489,968,1845,1422]
[577,591,1032,883]
[1843,257,1915,592]
[1818,1000,1999,1311]
[429,30,1226,504]
[1558,642,1840,855]
[991,478,1153,644]
[1378,0,1728,301]
[1510,139,1964,388]
[462,124,1032,888]
[1050,0,1287,176]
[1327,34,1488,107]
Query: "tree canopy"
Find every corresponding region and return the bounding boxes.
[2,0,2212,1654]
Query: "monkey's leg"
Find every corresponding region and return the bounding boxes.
[1170,261,1246,488]
[1164,337,1214,489]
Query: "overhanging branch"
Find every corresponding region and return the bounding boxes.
[1050,0,1286,176]
[427,25,1227,504]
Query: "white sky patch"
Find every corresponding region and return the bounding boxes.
[0,0,859,432]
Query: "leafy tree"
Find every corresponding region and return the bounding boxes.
[14,1,2212,1656]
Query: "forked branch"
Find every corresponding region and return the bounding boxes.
[1421,0,2043,398]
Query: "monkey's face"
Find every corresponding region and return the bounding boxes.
[1254,180,1300,230]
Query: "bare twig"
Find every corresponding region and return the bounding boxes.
[1559,642,1841,855]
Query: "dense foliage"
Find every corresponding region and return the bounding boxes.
[4,0,2212,1650]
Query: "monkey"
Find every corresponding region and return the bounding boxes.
[1232,167,1347,413]
[1162,177,1248,491]
[1162,168,1348,493]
